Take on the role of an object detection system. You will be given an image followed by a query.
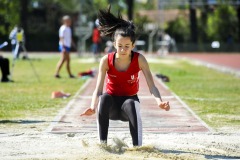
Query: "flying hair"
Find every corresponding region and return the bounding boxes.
[98,5,136,43]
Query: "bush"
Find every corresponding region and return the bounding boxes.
[165,15,190,42]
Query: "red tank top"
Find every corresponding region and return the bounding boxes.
[106,52,141,96]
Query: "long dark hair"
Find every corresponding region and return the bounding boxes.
[98,5,136,44]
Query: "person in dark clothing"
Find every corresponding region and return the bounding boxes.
[0,42,12,82]
[0,55,12,82]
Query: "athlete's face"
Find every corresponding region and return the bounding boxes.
[114,35,135,56]
[64,19,72,26]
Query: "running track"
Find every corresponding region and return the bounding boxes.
[171,53,240,70]
[47,72,211,134]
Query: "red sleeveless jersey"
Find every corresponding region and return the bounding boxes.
[106,52,141,96]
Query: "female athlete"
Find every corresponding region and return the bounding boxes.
[81,6,170,146]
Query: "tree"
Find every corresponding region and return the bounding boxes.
[189,0,198,43]
[0,0,20,35]
[53,0,81,13]
[206,5,239,42]
[20,0,29,35]
[125,0,134,20]
[165,16,190,42]
[197,0,210,42]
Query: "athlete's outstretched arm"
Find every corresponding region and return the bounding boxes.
[80,55,108,116]
[139,54,170,111]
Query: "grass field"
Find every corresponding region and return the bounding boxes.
[0,53,98,119]
[150,58,240,129]
[0,53,239,130]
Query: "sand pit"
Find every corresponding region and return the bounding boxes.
[0,122,239,160]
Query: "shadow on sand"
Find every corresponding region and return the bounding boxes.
[0,120,70,124]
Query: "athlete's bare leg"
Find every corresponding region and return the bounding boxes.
[55,52,67,77]
[65,53,73,77]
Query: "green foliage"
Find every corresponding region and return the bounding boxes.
[135,0,156,10]
[53,0,81,13]
[134,13,152,33]
[165,15,190,42]
[93,0,108,11]
[0,0,20,35]
[206,5,238,42]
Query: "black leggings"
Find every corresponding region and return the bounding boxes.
[97,93,142,146]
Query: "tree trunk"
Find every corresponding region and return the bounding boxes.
[189,0,198,43]
[237,6,240,42]
[200,0,209,41]
[20,0,28,36]
[126,0,134,20]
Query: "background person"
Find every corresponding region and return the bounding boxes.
[0,44,12,82]
[55,15,75,78]
[9,26,26,59]
[81,6,170,146]
[104,40,114,54]
[92,19,101,61]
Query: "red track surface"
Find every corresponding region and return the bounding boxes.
[172,53,240,70]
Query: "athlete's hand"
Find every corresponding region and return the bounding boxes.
[159,101,170,111]
[80,108,95,116]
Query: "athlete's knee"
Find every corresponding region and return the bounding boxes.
[123,99,135,107]
[122,99,139,115]
[125,99,140,109]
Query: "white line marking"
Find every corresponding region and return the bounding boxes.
[170,56,240,77]
[153,75,213,132]
[45,78,92,133]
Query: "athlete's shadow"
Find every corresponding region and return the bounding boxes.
[101,143,239,159]
[0,120,70,124]
[161,149,239,159]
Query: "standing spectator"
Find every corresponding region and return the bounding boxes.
[92,19,101,61]
[55,15,75,78]
[9,26,25,59]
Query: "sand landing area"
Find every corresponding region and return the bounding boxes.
[0,130,240,160]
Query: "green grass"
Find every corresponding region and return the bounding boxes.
[0,54,98,119]
[1,54,239,129]
[150,58,240,128]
